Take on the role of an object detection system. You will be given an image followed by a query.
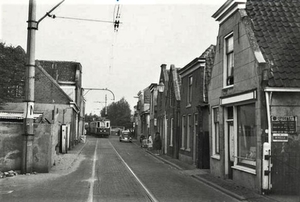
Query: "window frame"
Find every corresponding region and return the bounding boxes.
[170,118,173,146]
[181,115,186,150]
[224,33,234,88]
[212,107,220,159]
[186,114,191,151]
[187,76,193,105]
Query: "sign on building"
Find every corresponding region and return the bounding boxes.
[271,116,297,142]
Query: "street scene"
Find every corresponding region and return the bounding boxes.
[1,0,300,201]
[1,135,242,202]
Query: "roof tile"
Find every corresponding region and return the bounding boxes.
[246,0,300,87]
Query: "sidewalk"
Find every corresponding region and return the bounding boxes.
[0,141,87,194]
[145,150,296,202]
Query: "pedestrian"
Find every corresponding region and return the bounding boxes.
[147,134,153,150]
[140,134,145,147]
[153,132,162,155]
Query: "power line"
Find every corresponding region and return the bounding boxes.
[49,14,116,24]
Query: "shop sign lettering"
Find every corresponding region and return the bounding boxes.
[271,116,297,134]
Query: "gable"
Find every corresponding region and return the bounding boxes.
[35,64,73,104]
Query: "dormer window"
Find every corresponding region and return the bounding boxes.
[224,33,234,87]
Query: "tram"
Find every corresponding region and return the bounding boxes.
[89,118,111,138]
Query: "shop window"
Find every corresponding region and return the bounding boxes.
[237,104,256,167]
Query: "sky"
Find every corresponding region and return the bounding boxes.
[0,0,224,115]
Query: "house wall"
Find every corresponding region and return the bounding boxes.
[179,67,203,165]
[268,92,300,194]
[0,122,59,173]
[3,102,76,152]
[208,10,264,192]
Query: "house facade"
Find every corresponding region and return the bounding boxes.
[0,60,85,172]
[165,65,181,159]
[135,88,151,141]
[178,45,215,167]
[37,60,85,149]
[156,64,169,154]
[149,83,158,138]
[209,0,300,194]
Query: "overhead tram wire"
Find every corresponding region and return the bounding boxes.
[109,4,122,70]
[47,14,118,24]
[47,9,122,71]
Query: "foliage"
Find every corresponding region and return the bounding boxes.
[84,113,99,123]
[101,97,132,129]
[0,42,26,108]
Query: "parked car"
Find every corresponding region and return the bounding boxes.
[119,130,132,143]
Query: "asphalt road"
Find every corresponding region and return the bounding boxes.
[1,135,240,202]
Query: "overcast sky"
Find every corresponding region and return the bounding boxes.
[0,0,224,115]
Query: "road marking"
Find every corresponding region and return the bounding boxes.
[109,141,159,202]
[87,139,98,202]
[0,190,14,194]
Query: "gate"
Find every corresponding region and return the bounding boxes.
[271,141,300,195]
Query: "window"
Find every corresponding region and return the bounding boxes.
[194,113,198,137]
[187,115,191,150]
[237,104,256,167]
[225,34,234,86]
[170,118,173,146]
[187,76,193,104]
[212,107,220,156]
[181,116,185,149]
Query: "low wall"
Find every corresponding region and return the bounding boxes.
[0,122,60,173]
[0,122,23,171]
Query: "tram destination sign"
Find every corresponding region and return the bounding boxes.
[271,116,297,134]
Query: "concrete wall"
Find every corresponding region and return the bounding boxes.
[0,122,23,171]
[0,122,59,173]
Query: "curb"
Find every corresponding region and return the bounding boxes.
[191,175,247,201]
[145,150,183,170]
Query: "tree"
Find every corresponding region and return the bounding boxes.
[0,42,26,108]
[101,97,132,129]
[84,113,99,123]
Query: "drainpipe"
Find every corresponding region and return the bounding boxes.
[265,92,272,144]
[263,91,272,191]
[22,0,37,174]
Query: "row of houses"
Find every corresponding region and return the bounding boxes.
[134,0,300,195]
[0,57,85,173]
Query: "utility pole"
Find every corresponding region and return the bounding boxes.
[22,0,37,174]
[22,0,65,174]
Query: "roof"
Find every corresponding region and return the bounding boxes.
[246,0,300,87]
[37,60,82,84]
[170,65,181,101]
[200,45,216,101]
